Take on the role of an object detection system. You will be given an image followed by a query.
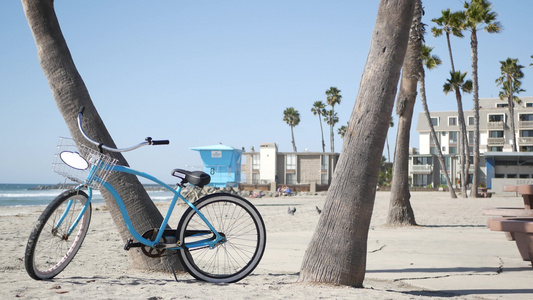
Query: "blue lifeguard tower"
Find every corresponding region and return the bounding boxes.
[190,145,242,188]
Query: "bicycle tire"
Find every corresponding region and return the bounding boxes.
[25,189,92,280]
[177,193,266,283]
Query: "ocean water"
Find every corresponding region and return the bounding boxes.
[0,183,175,207]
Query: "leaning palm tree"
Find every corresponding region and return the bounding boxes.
[444,71,473,197]
[311,101,327,152]
[420,45,457,198]
[495,58,525,152]
[431,9,466,73]
[325,87,342,152]
[464,0,502,197]
[283,107,300,152]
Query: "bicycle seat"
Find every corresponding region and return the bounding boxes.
[172,169,211,187]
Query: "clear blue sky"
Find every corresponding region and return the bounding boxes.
[1,0,532,184]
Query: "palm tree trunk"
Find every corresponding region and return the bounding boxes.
[319,115,326,152]
[454,87,469,197]
[509,94,517,152]
[330,108,335,153]
[387,0,422,226]
[419,69,457,198]
[298,0,415,287]
[22,0,182,272]
[291,125,297,152]
[446,32,456,73]
[471,30,480,197]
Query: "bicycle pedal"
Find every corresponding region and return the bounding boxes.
[124,239,142,250]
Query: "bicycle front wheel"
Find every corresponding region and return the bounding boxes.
[177,193,266,283]
[25,189,92,280]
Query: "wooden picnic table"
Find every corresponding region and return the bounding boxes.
[503,184,533,209]
[486,185,533,264]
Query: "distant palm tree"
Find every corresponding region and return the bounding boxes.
[283,107,300,152]
[431,8,466,73]
[464,0,501,197]
[495,58,525,152]
[324,109,339,149]
[325,87,342,152]
[444,71,473,197]
[311,101,327,152]
[420,44,456,198]
[338,122,348,139]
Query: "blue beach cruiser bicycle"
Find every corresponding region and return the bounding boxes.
[24,107,266,283]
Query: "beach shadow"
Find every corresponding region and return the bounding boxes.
[419,224,486,228]
[401,288,533,298]
[367,266,529,274]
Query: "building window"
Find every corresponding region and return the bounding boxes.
[520,146,533,152]
[448,117,457,126]
[468,131,474,144]
[321,155,328,170]
[520,130,533,137]
[496,103,508,108]
[449,131,458,144]
[252,173,260,184]
[488,114,505,122]
[449,146,458,154]
[526,103,533,107]
[286,173,296,185]
[321,173,328,185]
[468,116,475,126]
[252,154,260,169]
[430,147,437,155]
[431,117,439,126]
[519,114,533,121]
[286,154,296,170]
[520,174,531,178]
[489,146,503,152]
[414,157,432,165]
[489,131,504,138]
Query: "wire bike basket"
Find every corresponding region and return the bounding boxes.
[52,137,118,189]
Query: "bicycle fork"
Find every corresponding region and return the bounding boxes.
[54,187,92,240]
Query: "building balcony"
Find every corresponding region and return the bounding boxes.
[412,164,432,174]
[519,120,533,128]
[519,137,533,145]
[487,137,505,145]
[488,121,505,129]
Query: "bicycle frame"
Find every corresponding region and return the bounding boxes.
[60,162,224,251]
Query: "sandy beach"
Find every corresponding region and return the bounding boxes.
[1,191,532,299]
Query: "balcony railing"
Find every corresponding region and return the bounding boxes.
[487,137,505,145]
[519,120,533,128]
[519,137,533,145]
[488,121,505,128]
[412,164,432,174]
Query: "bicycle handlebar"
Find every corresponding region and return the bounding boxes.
[77,106,169,153]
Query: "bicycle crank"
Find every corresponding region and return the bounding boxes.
[141,230,167,258]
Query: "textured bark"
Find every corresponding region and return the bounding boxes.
[298,0,415,287]
[471,30,480,197]
[22,0,182,272]
[387,0,422,226]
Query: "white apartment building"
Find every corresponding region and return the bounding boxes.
[411,97,533,190]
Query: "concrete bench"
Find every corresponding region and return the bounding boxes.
[488,217,533,262]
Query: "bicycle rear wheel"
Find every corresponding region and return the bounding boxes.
[177,193,266,283]
[25,189,91,280]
